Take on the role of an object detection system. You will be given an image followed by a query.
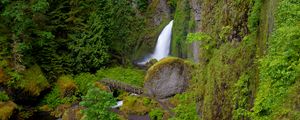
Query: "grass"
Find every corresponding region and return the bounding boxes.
[20,65,50,96]
[96,67,145,87]
[57,75,77,97]
[0,101,17,120]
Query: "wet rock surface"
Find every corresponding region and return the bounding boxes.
[144,57,191,99]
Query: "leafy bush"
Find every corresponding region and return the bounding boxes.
[248,0,263,32]
[74,73,98,95]
[42,75,78,109]
[170,93,198,120]
[80,87,117,120]
[252,0,300,119]
[41,85,78,109]
[149,108,164,120]
[0,91,9,102]
[96,67,145,86]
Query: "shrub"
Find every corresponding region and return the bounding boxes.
[74,73,98,95]
[80,87,117,120]
[0,91,9,102]
[149,108,164,120]
[170,93,199,120]
[41,85,78,109]
[42,75,78,109]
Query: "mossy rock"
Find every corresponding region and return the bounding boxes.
[0,101,17,120]
[57,75,77,97]
[20,65,50,96]
[144,57,192,99]
[120,96,153,115]
[62,105,84,120]
[51,104,71,118]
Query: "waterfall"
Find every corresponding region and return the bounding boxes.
[138,20,174,65]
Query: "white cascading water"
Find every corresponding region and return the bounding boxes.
[138,20,174,65]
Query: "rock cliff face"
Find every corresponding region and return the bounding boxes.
[150,0,171,26]
[144,57,191,99]
[134,0,172,60]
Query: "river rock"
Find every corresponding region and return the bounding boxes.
[144,57,192,99]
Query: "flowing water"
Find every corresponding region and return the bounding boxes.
[138,20,174,65]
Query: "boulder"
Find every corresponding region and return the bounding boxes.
[144,57,192,99]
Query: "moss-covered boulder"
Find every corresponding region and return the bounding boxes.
[0,101,17,120]
[57,75,77,97]
[120,96,155,116]
[62,105,84,120]
[20,65,50,96]
[144,57,192,99]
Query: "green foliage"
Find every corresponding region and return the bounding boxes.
[19,65,50,96]
[170,93,198,120]
[0,91,9,102]
[80,87,117,120]
[41,75,78,109]
[0,0,146,80]
[167,0,177,10]
[187,32,214,50]
[232,74,252,119]
[248,0,263,32]
[135,0,148,12]
[171,0,190,57]
[252,0,300,119]
[57,75,77,97]
[120,96,154,115]
[149,108,164,120]
[96,67,145,86]
[41,85,78,109]
[74,73,98,95]
[187,32,212,43]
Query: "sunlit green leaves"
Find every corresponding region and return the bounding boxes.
[80,87,117,120]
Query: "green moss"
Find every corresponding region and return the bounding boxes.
[149,108,164,120]
[20,65,50,96]
[169,93,198,120]
[74,73,98,95]
[171,0,190,58]
[120,96,157,115]
[0,91,9,102]
[42,85,78,109]
[96,67,145,87]
[0,101,17,120]
[42,75,78,109]
[145,57,191,82]
[57,75,77,97]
